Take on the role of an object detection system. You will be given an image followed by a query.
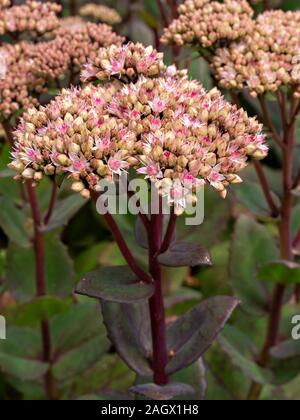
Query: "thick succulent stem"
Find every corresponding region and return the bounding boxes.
[253,160,279,217]
[148,210,169,385]
[159,211,177,255]
[69,0,78,16]
[44,182,57,225]
[102,211,152,284]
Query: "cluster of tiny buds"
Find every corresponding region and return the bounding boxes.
[212,9,300,97]
[0,1,61,36]
[0,47,7,80]
[161,0,254,48]
[54,21,125,68]
[79,3,122,25]
[0,39,70,118]
[10,43,267,209]
[81,43,166,83]
[11,83,125,199]
[0,0,10,9]
[0,18,123,119]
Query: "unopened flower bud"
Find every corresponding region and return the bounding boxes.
[22,168,35,179]
[71,181,85,193]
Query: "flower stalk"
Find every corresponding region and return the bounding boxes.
[148,209,169,385]
[3,120,57,399]
[97,193,169,385]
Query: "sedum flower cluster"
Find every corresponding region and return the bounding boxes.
[212,10,300,97]
[162,1,300,98]
[10,43,267,209]
[0,39,70,118]
[161,0,254,48]
[0,0,11,9]
[54,21,124,69]
[79,3,122,26]
[81,43,166,83]
[0,1,61,37]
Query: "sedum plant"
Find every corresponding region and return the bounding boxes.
[79,3,122,25]
[9,42,268,399]
[163,0,300,401]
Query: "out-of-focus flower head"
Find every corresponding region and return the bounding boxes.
[0,38,70,118]
[54,21,125,69]
[0,0,10,9]
[81,42,166,83]
[212,10,300,97]
[79,3,122,25]
[0,1,61,37]
[0,18,123,120]
[161,0,254,48]
[10,43,267,206]
[59,16,85,28]
[0,48,8,80]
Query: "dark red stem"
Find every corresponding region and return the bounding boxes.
[159,212,177,255]
[26,183,46,296]
[93,190,168,384]
[102,211,152,284]
[2,120,14,146]
[148,209,169,385]
[44,182,58,225]
[263,0,271,9]
[69,0,78,16]
[156,0,169,27]
[91,191,151,283]
[294,167,300,190]
[258,96,283,148]
[293,229,300,250]
[253,160,279,217]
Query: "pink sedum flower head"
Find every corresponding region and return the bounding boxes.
[53,21,125,69]
[108,151,129,176]
[137,159,163,181]
[0,49,7,79]
[0,16,123,120]
[80,42,166,83]
[0,38,71,118]
[161,0,254,49]
[0,0,11,9]
[10,43,268,206]
[0,1,61,37]
[212,10,300,97]
[79,3,121,26]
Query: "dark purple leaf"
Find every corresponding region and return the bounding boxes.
[130,383,194,400]
[158,242,211,268]
[75,266,154,303]
[166,296,239,374]
[101,300,153,376]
